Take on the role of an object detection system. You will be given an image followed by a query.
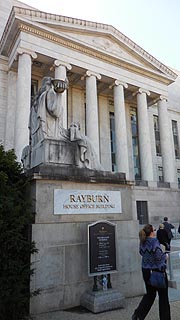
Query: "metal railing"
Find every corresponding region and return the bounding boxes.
[172,224,180,239]
[167,250,180,281]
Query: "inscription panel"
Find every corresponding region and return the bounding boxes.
[88,220,117,276]
[54,190,122,214]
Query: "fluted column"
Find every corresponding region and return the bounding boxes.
[111,80,129,178]
[14,48,37,162]
[136,88,153,181]
[158,95,175,183]
[85,70,101,159]
[53,60,72,128]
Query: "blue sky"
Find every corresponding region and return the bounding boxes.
[21,0,180,70]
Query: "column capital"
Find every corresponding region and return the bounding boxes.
[51,60,72,71]
[16,47,37,60]
[159,95,168,102]
[109,80,128,90]
[133,88,150,97]
[9,47,37,69]
[81,70,101,80]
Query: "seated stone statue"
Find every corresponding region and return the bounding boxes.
[25,77,103,171]
[69,122,103,170]
[29,77,69,147]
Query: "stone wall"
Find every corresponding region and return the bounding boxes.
[29,165,144,314]
[133,185,180,224]
[28,164,180,315]
[30,219,143,314]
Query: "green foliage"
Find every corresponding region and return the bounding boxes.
[0,145,38,320]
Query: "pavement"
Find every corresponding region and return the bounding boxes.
[32,290,180,320]
[32,238,180,320]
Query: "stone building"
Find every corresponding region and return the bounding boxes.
[1,0,180,315]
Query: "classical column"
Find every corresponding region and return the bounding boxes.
[14,48,37,162]
[158,95,175,183]
[85,70,101,159]
[4,71,17,151]
[111,80,129,178]
[136,88,153,181]
[53,60,72,128]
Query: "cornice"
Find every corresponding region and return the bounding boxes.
[15,23,175,84]
[11,6,177,80]
[0,8,15,51]
[0,55,8,72]
[0,55,8,63]
[0,6,177,85]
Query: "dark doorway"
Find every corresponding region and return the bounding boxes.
[136,201,148,225]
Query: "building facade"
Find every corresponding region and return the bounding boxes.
[1,1,180,313]
[1,1,180,224]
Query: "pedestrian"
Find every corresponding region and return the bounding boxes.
[132,224,171,320]
[157,223,170,251]
[178,223,180,234]
[163,217,175,249]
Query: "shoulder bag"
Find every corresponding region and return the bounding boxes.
[148,270,166,289]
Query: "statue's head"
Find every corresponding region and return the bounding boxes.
[70,122,80,130]
[41,77,52,90]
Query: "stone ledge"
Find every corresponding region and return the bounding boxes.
[26,164,130,185]
[80,289,125,313]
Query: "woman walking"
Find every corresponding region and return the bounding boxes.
[132,224,171,320]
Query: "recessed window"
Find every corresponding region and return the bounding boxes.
[172,120,180,159]
[177,169,180,189]
[136,201,148,224]
[158,166,164,182]
[130,107,141,180]
[31,80,38,105]
[153,115,161,156]
[109,112,117,172]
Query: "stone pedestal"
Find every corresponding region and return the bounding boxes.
[30,139,77,168]
[80,289,125,313]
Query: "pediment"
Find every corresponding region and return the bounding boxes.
[1,4,177,82]
[32,23,178,81]
[51,30,150,69]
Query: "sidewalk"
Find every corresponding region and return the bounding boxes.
[33,288,180,320]
[33,238,180,320]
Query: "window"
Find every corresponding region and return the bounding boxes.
[172,120,180,159]
[130,107,141,180]
[177,169,180,189]
[136,201,148,225]
[153,115,161,156]
[31,80,38,105]
[109,112,117,172]
[158,166,164,182]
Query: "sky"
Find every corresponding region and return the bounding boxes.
[20,0,180,71]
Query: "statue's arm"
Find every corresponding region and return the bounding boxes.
[46,88,59,117]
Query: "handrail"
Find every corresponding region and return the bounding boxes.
[167,250,180,281]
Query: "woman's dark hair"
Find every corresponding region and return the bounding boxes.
[139,224,153,243]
